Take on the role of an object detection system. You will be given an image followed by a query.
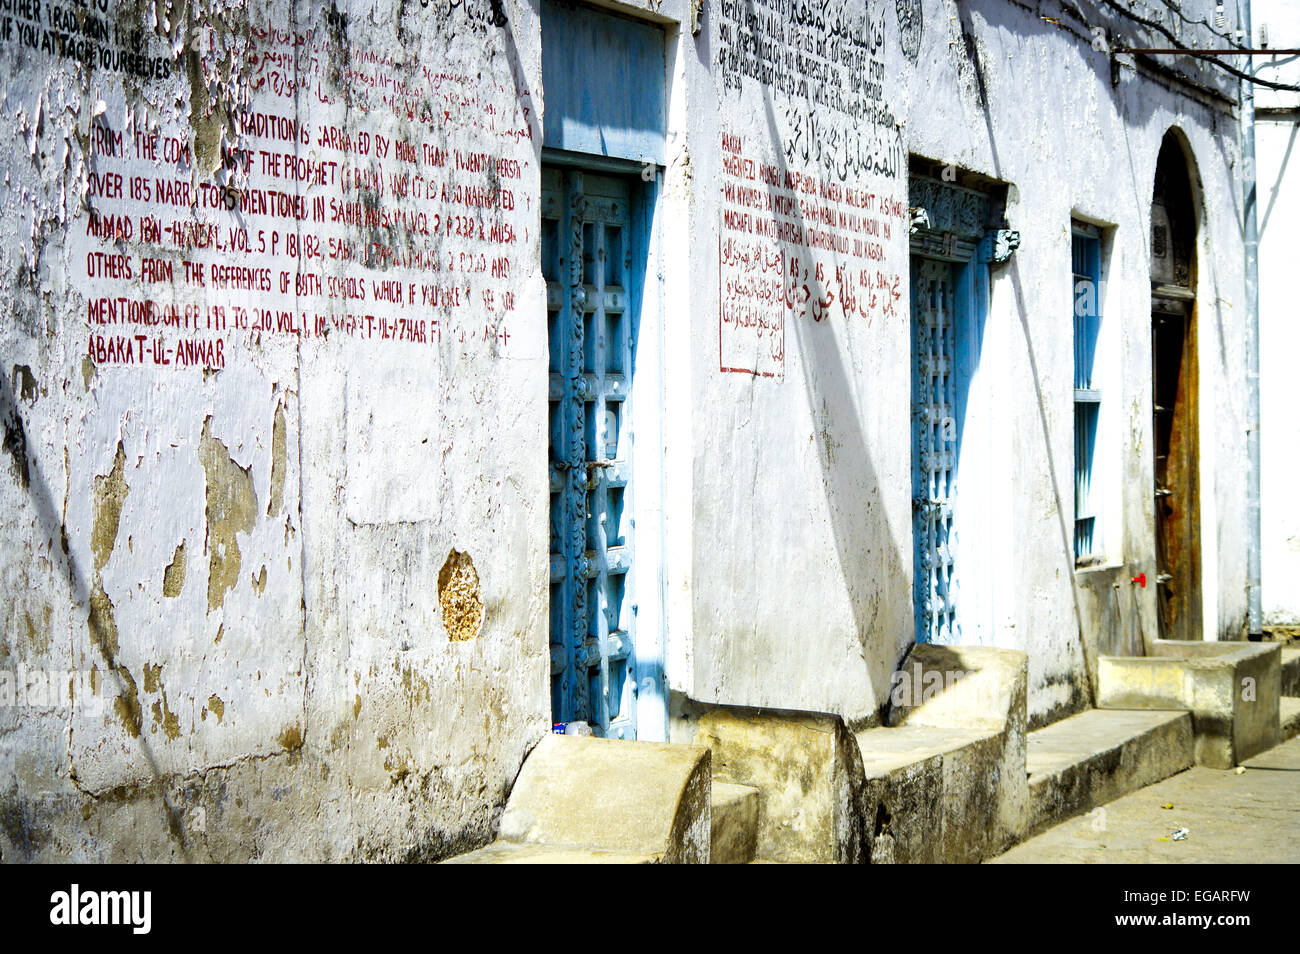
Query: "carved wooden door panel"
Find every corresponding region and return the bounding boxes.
[542,166,638,738]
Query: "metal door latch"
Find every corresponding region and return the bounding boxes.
[585,460,613,488]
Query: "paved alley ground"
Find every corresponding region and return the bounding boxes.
[992,734,1300,863]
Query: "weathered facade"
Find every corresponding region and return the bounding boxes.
[0,0,1255,861]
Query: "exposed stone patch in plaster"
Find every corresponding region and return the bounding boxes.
[113,667,142,739]
[87,587,120,662]
[438,550,483,641]
[91,442,128,574]
[24,608,51,655]
[163,541,186,597]
[400,665,434,706]
[87,440,129,665]
[276,724,303,753]
[207,694,224,724]
[150,694,181,740]
[267,401,286,517]
[199,416,258,612]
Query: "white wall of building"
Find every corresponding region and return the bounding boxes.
[0,0,549,860]
[1255,0,1300,624]
[670,0,1248,729]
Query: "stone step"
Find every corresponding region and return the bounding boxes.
[1098,640,1282,767]
[444,842,657,864]
[1282,648,1300,697]
[1026,708,1194,836]
[710,780,761,864]
[857,643,1029,863]
[1282,697,1300,741]
[689,706,867,863]
[856,724,1004,863]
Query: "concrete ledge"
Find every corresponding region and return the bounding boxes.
[443,842,658,864]
[445,734,712,864]
[1026,708,1193,835]
[1282,697,1300,741]
[1282,648,1299,698]
[1098,640,1281,768]
[889,643,1027,735]
[856,724,1001,863]
[692,706,866,864]
[710,781,760,864]
[875,643,1030,859]
[845,644,1030,863]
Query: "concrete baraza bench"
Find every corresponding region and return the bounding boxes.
[1097,639,1282,768]
[687,705,868,864]
[854,644,1029,863]
[444,734,712,863]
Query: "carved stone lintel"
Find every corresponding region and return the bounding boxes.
[909,178,987,241]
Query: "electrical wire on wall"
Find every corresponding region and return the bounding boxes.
[1094,0,1300,92]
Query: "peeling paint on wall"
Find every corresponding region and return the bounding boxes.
[162,541,187,597]
[267,402,286,518]
[199,416,257,612]
[91,442,128,575]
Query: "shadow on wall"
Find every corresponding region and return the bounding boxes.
[702,0,913,722]
[0,369,195,861]
[946,2,1233,714]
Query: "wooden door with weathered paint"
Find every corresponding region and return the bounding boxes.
[1150,134,1202,642]
[1152,295,1201,640]
[908,177,991,646]
[911,257,962,645]
[543,166,639,738]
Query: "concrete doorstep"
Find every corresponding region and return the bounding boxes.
[444,734,712,864]
[1098,640,1282,768]
[1024,709,1194,837]
[710,781,762,864]
[1281,649,1300,739]
[1281,697,1300,740]
[1282,648,1300,698]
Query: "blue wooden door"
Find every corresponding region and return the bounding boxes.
[909,177,995,646]
[543,166,639,738]
[911,257,962,644]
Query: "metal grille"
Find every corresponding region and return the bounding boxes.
[542,166,637,739]
[912,258,960,644]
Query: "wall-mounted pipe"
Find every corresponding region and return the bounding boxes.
[1243,0,1264,637]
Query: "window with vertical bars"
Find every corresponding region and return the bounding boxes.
[1073,224,1103,563]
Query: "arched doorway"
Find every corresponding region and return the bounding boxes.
[1150,132,1201,641]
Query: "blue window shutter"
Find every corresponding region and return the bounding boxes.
[541,1,666,165]
[1072,226,1103,562]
